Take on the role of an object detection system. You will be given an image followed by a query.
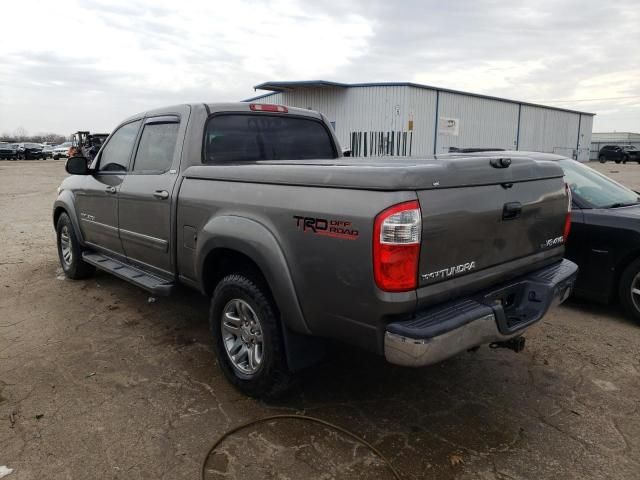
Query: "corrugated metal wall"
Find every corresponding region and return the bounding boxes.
[518,106,580,157]
[246,86,592,160]
[436,92,519,153]
[591,132,640,142]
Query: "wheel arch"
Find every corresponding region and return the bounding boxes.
[614,248,640,298]
[196,216,309,335]
[53,191,85,245]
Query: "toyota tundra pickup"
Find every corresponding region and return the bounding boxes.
[53,102,577,397]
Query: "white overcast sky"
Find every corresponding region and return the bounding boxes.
[0,0,638,136]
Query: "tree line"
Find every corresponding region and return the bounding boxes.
[1,127,69,144]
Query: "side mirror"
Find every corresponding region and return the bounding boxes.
[342,149,352,158]
[66,156,90,175]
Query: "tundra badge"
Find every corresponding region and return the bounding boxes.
[422,261,476,281]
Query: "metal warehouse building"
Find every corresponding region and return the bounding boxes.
[244,80,595,161]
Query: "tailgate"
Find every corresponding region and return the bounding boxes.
[417,177,567,286]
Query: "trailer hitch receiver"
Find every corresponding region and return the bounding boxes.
[490,336,526,353]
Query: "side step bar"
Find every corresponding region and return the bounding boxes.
[82,252,175,296]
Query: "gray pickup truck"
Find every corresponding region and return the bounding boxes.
[53,102,577,397]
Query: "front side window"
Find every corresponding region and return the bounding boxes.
[98,120,141,172]
[204,114,336,163]
[132,122,179,173]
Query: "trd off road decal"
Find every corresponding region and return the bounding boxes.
[293,216,359,240]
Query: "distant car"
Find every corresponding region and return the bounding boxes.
[0,142,17,160]
[52,142,72,160]
[446,149,640,323]
[598,145,640,164]
[16,143,45,160]
[43,145,55,158]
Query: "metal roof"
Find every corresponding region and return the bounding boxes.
[248,80,595,116]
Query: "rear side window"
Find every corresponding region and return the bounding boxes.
[133,122,179,173]
[204,114,336,163]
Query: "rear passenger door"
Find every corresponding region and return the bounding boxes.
[117,115,183,277]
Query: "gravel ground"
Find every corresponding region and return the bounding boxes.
[0,159,639,479]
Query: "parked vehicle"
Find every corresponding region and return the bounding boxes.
[53,142,72,160]
[43,145,54,158]
[0,142,18,160]
[449,150,640,323]
[53,103,577,398]
[598,145,640,164]
[16,143,45,160]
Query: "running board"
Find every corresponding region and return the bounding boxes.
[82,252,175,296]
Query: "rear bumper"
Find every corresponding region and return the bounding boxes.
[384,259,577,367]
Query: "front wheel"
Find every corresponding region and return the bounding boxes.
[599,155,606,163]
[56,213,95,279]
[619,258,640,323]
[210,273,292,398]
[615,159,622,164]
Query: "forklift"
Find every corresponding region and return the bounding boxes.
[71,131,109,160]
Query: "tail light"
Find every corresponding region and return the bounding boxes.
[563,183,572,241]
[373,200,421,292]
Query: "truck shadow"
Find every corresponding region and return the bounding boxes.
[90,271,625,479]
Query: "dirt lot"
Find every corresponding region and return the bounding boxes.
[1,159,639,479]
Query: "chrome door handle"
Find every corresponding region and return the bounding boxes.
[153,190,169,200]
[105,186,117,194]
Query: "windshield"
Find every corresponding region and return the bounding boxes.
[560,159,640,208]
[24,143,42,148]
[623,145,637,150]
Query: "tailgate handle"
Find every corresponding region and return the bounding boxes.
[502,202,522,220]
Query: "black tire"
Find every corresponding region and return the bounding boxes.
[56,213,95,279]
[623,155,629,164]
[615,159,621,164]
[599,155,606,163]
[619,258,640,324]
[210,273,292,398]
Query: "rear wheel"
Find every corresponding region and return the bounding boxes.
[599,155,606,163]
[210,273,292,398]
[56,213,95,279]
[615,159,621,164]
[619,258,640,323]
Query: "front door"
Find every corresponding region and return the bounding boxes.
[117,116,182,277]
[75,120,141,257]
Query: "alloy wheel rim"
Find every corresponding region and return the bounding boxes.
[60,226,73,267]
[221,299,264,375]
[631,272,640,313]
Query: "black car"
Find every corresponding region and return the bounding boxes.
[0,142,17,160]
[16,142,45,160]
[445,150,640,322]
[598,144,640,164]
